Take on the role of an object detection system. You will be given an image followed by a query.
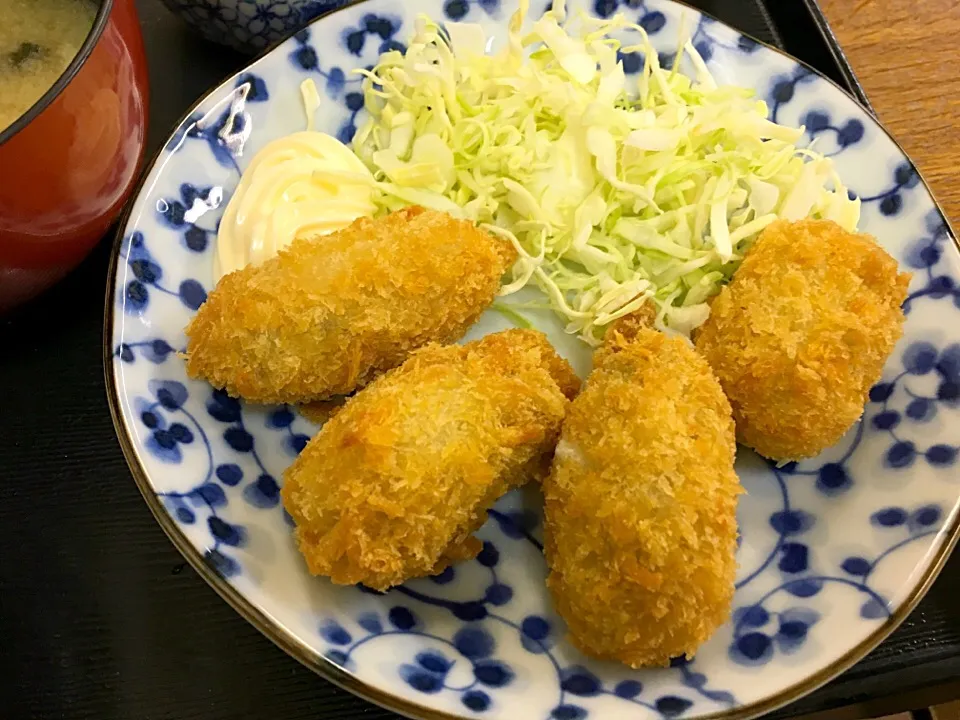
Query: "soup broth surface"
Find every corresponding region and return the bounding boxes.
[0,0,98,134]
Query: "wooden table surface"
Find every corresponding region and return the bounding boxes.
[819,0,960,228]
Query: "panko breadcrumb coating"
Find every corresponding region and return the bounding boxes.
[184,207,515,405]
[282,329,579,592]
[543,319,740,668]
[695,219,911,461]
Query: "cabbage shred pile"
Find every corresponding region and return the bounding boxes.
[352,0,859,343]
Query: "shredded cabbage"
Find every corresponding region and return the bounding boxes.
[352,0,859,343]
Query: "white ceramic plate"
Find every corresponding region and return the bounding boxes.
[106,1,960,718]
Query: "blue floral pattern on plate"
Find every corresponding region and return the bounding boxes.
[107,0,960,718]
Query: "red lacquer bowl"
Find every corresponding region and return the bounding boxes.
[0,0,149,311]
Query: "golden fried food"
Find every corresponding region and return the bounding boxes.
[695,219,911,460]
[184,207,515,404]
[298,397,349,425]
[282,329,579,591]
[543,319,740,667]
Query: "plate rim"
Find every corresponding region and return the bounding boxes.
[103,1,960,718]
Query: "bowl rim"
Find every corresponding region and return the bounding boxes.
[0,0,114,148]
[102,1,960,718]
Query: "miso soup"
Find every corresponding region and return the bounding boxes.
[0,0,98,134]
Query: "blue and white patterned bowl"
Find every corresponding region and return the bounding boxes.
[106,1,960,718]
[159,0,349,53]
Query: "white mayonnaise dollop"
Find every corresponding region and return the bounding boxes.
[214,83,376,280]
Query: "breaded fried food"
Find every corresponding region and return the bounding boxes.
[282,329,579,591]
[184,207,515,405]
[695,219,911,460]
[543,318,740,668]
